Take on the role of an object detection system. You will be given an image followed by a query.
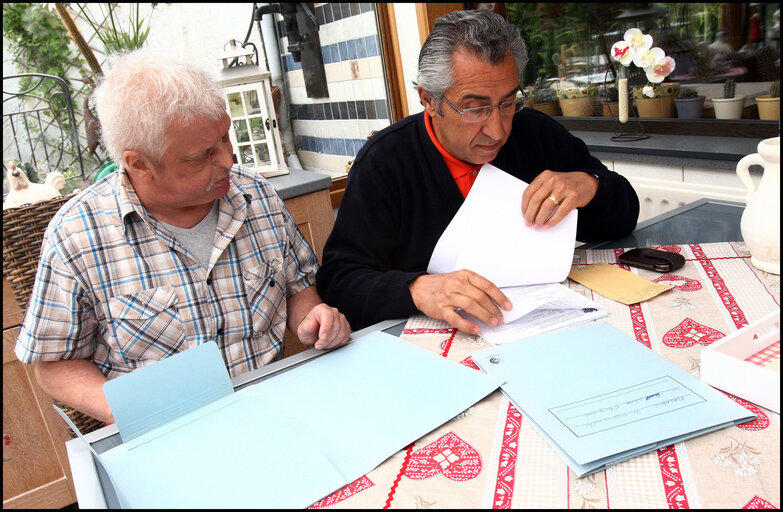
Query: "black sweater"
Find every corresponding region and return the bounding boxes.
[316,109,640,330]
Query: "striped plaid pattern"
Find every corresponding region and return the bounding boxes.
[15,166,317,379]
[745,341,780,367]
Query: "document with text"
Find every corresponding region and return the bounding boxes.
[459,282,608,345]
[471,322,755,477]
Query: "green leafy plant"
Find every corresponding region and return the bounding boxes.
[604,85,619,102]
[723,79,736,99]
[769,81,780,99]
[535,87,558,104]
[2,3,87,92]
[75,3,154,56]
[679,87,699,99]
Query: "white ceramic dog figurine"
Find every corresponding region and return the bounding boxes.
[3,162,66,209]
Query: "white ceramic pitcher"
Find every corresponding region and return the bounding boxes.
[735,136,780,274]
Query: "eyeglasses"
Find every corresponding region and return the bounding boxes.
[440,93,525,123]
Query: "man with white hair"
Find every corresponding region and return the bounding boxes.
[14,50,351,424]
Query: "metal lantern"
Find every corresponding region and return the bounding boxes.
[217,40,288,177]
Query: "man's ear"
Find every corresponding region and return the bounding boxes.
[123,150,155,180]
[418,86,439,118]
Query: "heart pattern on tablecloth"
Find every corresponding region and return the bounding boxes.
[662,318,725,348]
[309,476,374,508]
[459,356,480,370]
[403,431,481,482]
[653,245,682,254]
[742,495,777,508]
[720,391,770,431]
[653,273,702,292]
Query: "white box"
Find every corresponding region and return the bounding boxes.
[701,310,780,413]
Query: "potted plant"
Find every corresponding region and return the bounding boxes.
[756,81,780,121]
[610,28,676,122]
[674,87,705,119]
[712,79,746,119]
[556,84,598,117]
[632,82,681,118]
[529,87,560,116]
[601,85,620,117]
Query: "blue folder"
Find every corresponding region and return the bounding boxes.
[471,321,756,477]
[62,331,503,508]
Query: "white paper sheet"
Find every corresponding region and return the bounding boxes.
[427,163,578,288]
[460,283,608,345]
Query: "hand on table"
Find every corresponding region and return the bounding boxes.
[408,270,512,334]
[296,303,352,350]
[522,170,598,229]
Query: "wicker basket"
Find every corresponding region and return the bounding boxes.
[3,194,107,436]
[55,400,107,437]
[2,193,74,310]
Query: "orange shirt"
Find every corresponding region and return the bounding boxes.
[424,112,483,198]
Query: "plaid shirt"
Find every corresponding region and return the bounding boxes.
[14,166,318,379]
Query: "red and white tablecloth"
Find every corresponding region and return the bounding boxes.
[310,242,780,509]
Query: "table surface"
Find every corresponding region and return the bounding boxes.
[579,198,745,250]
[65,204,780,509]
[266,167,332,200]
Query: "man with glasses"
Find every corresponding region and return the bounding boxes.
[316,9,639,333]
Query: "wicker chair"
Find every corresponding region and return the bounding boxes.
[3,74,102,436]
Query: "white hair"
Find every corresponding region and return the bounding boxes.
[94,49,227,168]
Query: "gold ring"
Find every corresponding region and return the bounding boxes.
[548,195,560,206]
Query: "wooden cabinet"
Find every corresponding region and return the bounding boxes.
[3,277,77,508]
[282,189,335,357]
[283,189,334,264]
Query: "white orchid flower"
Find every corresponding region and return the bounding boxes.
[624,28,653,51]
[645,56,676,83]
[610,41,634,66]
[633,46,665,69]
[643,85,655,98]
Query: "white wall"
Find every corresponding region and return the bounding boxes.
[602,159,761,222]
[94,3,265,80]
[3,4,269,80]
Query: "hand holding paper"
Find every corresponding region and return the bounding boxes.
[408,269,513,334]
[428,163,578,288]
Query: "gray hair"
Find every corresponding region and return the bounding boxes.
[94,49,227,168]
[416,9,528,114]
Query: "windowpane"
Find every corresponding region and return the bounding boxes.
[249,117,266,141]
[234,120,249,143]
[506,3,780,112]
[227,92,244,118]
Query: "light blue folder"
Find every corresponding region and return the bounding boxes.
[471,322,755,477]
[68,331,503,508]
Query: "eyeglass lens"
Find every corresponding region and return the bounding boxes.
[462,100,523,122]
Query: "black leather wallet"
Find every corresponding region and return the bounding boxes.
[617,248,685,272]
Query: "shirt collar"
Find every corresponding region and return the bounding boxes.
[116,167,251,233]
[424,112,483,179]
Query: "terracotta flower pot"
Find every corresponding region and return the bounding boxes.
[756,95,780,121]
[712,95,746,119]
[635,96,676,118]
[602,101,619,117]
[530,101,561,116]
[559,96,596,117]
